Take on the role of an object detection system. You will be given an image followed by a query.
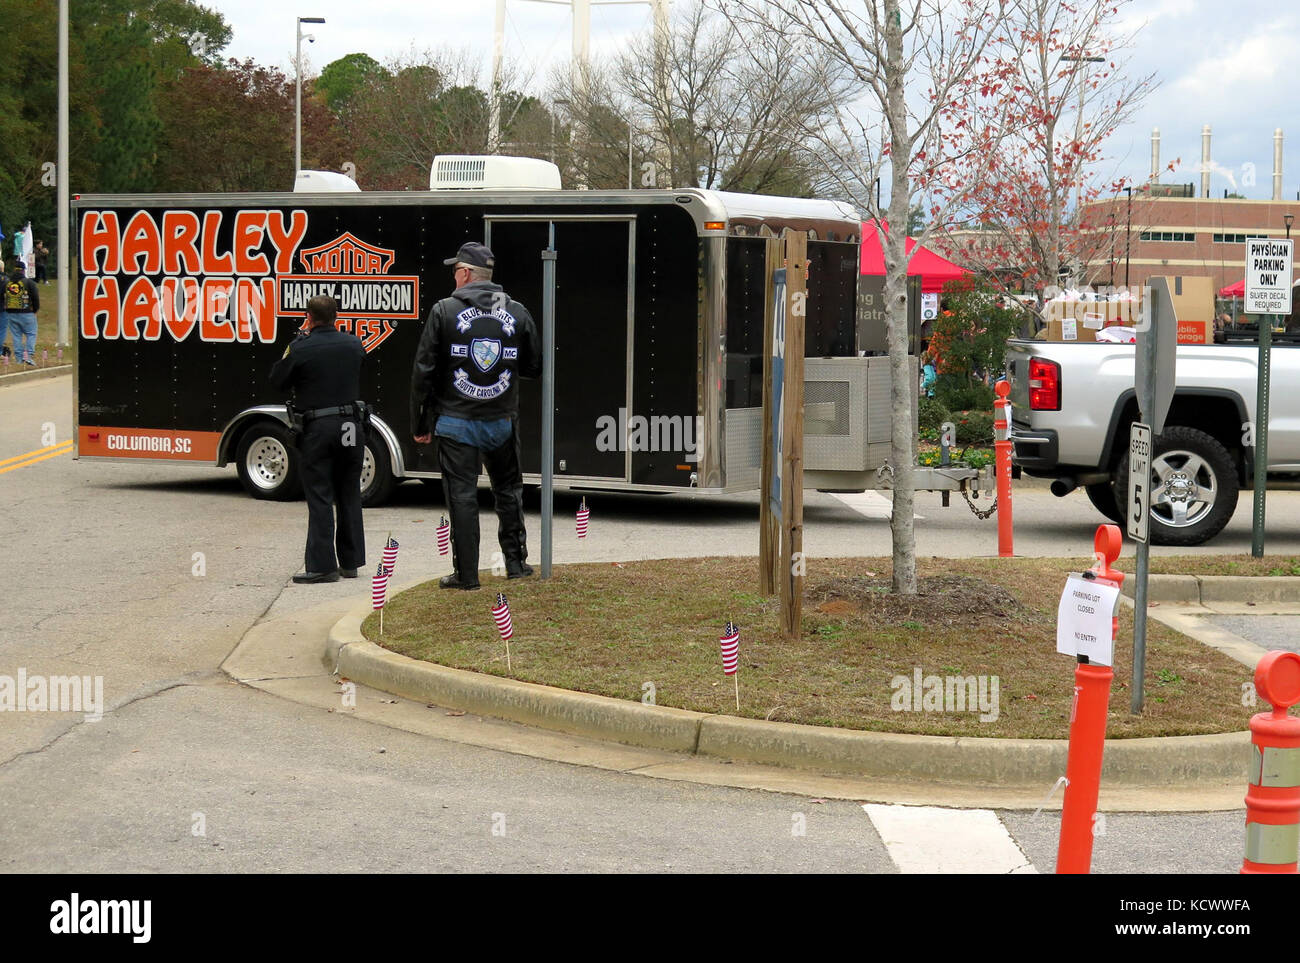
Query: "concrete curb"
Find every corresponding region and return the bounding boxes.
[0,364,71,388]
[326,599,1251,787]
[1123,574,1300,604]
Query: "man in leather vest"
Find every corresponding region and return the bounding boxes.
[410,242,541,590]
[271,294,368,584]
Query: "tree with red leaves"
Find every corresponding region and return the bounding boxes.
[933,0,1158,298]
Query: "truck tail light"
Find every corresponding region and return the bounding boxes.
[1028,358,1060,410]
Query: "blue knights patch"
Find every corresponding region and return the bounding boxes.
[471,338,502,372]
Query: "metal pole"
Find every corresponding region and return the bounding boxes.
[295,22,302,176]
[541,224,557,578]
[1131,308,1157,712]
[56,0,69,345]
[628,129,633,189]
[1252,219,1288,556]
[489,0,505,153]
[1125,187,1132,289]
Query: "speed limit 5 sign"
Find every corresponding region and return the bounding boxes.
[1128,422,1152,543]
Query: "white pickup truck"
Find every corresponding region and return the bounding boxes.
[1004,331,1300,545]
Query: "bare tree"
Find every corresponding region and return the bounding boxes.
[725,0,1022,595]
[549,0,852,194]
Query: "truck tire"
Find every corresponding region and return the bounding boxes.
[236,422,301,501]
[1117,426,1238,546]
[360,434,396,506]
[1084,481,1123,524]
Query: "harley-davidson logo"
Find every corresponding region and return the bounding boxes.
[277,232,419,353]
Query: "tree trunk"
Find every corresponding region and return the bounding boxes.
[884,0,917,596]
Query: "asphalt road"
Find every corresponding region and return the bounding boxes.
[0,375,1274,873]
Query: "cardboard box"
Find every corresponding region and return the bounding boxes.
[1151,276,1214,344]
[1040,277,1214,344]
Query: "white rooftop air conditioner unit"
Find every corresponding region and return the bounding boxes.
[294,170,361,193]
[430,155,562,191]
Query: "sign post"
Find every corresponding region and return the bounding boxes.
[1128,278,1177,713]
[539,226,557,578]
[1245,236,1293,557]
[758,233,808,637]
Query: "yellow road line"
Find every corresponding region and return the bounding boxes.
[0,440,72,468]
[0,443,73,475]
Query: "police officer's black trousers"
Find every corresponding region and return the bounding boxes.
[300,415,365,574]
[436,429,528,586]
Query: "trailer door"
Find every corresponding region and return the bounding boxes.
[485,216,634,482]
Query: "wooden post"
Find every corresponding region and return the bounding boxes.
[758,237,783,595]
[779,233,808,638]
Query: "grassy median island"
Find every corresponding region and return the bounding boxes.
[363,556,1253,740]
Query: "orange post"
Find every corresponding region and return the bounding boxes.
[994,380,1014,557]
[1242,651,1300,873]
[1056,524,1124,874]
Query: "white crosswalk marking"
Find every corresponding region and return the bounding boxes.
[864,804,1038,874]
[830,491,924,520]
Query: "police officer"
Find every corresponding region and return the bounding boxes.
[271,294,368,584]
[410,242,541,590]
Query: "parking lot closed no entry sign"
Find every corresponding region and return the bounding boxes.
[1245,237,1294,315]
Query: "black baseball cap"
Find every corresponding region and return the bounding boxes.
[443,242,495,269]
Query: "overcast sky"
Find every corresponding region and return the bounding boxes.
[215,0,1300,210]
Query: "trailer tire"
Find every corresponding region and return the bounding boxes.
[235,422,301,501]
[361,435,396,507]
[1116,425,1238,547]
[1084,481,1123,524]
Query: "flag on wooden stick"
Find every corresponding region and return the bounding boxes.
[382,534,399,575]
[492,593,514,670]
[436,516,450,555]
[576,498,590,538]
[372,562,390,633]
[719,621,740,710]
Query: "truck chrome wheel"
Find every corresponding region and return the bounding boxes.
[245,435,291,491]
[1150,450,1216,528]
[360,446,375,492]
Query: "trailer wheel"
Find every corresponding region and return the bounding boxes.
[1084,481,1123,524]
[236,422,301,501]
[1116,426,1238,546]
[360,435,396,506]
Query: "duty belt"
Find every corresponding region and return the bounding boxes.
[301,403,362,421]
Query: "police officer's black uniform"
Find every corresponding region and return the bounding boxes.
[271,316,368,583]
[410,242,541,590]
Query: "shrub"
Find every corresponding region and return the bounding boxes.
[917,397,951,431]
[936,379,995,413]
[954,410,994,445]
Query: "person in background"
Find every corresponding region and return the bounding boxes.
[4,262,39,366]
[34,241,49,284]
[919,350,937,398]
[0,262,9,360]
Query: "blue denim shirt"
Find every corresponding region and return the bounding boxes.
[435,415,513,451]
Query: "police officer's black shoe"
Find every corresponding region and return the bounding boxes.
[439,574,480,590]
[339,568,359,578]
[292,570,340,584]
[506,563,534,579]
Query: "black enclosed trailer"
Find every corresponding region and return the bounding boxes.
[73,187,871,503]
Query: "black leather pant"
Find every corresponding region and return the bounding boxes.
[300,415,365,573]
[436,427,528,586]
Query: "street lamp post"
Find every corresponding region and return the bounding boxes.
[295,17,325,178]
[1124,186,1133,289]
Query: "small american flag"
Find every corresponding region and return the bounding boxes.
[576,498,590,538]
[719,622,740,676]
[436,516,450,555]
[382,535,399,575]
[371,562,389,610]
[491,593,514,641]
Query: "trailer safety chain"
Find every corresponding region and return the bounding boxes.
[960,487,998,519]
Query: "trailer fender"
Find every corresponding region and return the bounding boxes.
[217,406,292,467]
[366,414,406,480]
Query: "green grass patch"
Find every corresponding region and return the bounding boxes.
[363,556,1254,740]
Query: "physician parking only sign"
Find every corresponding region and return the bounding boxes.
[1245,237,1294,315]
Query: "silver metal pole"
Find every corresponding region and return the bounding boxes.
[56,0,69,345]
[295,22,302,176]
[541,224,557,578]
[489,0,505,153]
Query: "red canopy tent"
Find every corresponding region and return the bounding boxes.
[1219,279,1245,298]
[859,220,970,293]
